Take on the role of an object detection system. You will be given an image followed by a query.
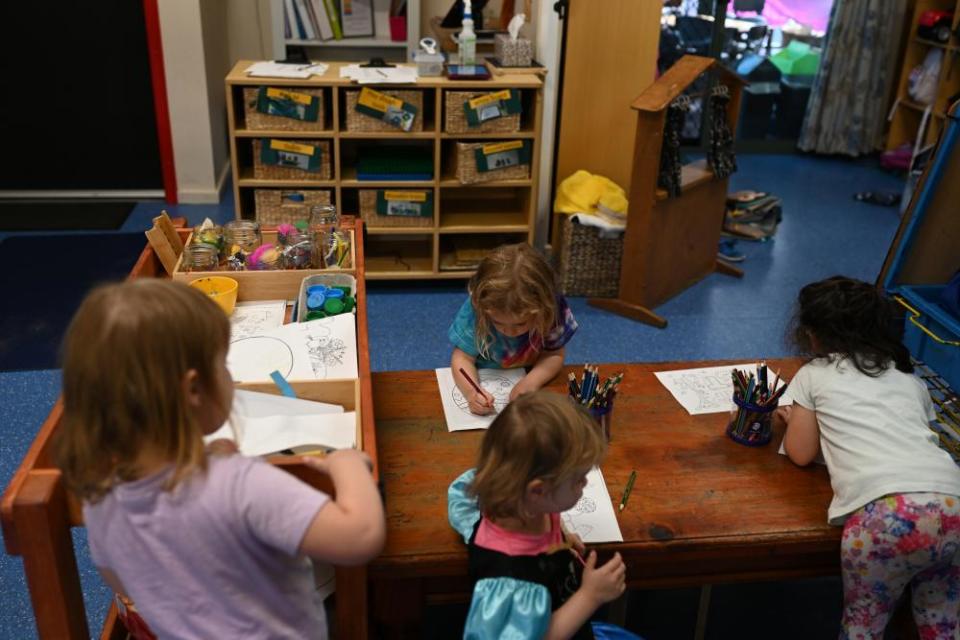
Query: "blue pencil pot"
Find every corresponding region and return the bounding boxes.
[589,404,613,442]
[726,395,776,447]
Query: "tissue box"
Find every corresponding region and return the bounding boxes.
[495,34,533,67]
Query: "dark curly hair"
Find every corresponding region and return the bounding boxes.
[788,276,913,376]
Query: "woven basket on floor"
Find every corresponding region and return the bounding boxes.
[253,139,332,181]
[359,190,433,228]
[453,142,530,185]
[444,90,521,134]
[242,87,326,131]
[556,215,623,297]
[344,89,425,132]
[254,189,332,226]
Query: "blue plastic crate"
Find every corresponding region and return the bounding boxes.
[895,286,960,392]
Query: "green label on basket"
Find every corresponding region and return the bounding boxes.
[257,87,320,122]
[260,139,323,172]
[464,89,522,127]
[355,87,418,132]
[475,140,530,172]
[376,190,433,217]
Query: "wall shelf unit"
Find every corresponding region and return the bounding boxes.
[226,60,544,280]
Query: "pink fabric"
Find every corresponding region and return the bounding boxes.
[476,512,565,556]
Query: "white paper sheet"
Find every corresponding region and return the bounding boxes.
[230,300,287,341]
[654,363,794,415]
[246,61,329,78]
[232,389,344,418]
[435,367,525,431]
[561,467,623,543]
[205,412,356,456]
[228,314,358,383]
[339,63,419,84]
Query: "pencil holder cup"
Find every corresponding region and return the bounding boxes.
[589,405,613,443]
[726,395,776,447]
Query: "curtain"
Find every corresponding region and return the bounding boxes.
[798,0,907,156]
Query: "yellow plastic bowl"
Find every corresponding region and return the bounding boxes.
[189,276,239,315]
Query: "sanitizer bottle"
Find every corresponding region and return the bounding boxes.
[459,0,477,66]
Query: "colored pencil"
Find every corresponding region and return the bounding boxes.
[619,470,637,512]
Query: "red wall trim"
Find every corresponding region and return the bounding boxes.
[143,0,178,204]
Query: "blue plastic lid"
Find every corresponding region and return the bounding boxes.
[326,288,344,299]
[307,284,329,296]
[307,292,326,310]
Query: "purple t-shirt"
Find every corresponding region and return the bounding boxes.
[83,454,329,639]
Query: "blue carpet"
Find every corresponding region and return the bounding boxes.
[0,154,907,638]
[0,233,147,371]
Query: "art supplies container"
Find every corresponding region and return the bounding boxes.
[296,273,357,322]
[277,224,315,269]
[242,87,326,132]
[246,244,282,271]
[252,139,332,180]
[453,141,531,184]
[589,404,613,442]
[444,90,522,134]
[188,276,239,315]
[254,189,332,226]
[726,395,777,447]
[310,205,352,269]
[224,220,263,270]
[181,244,220,272]
[190,224,225,258]
[344,88,424,133]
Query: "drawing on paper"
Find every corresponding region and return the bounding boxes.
[230,302,286,341]
[672,369,733,411]
[228,336,295,380]
[561,478,599,539]
[303,323,348,378]
[451,374,515,414]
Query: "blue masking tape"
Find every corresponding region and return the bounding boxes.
[270,370,297,398]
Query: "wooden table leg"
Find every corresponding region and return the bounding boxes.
[335,566,368,640]
[373,578,424,639]
[694,584,712,640]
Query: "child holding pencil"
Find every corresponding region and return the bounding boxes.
[448,392,640,640]
[449,243,578,415]
[54,280,385,639]
[775,276,960,640]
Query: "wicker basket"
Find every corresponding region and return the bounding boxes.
[345,89,425,132]
[254,189,332,226]
[453,141,530,185]
[243,87,326,131]
[253,139,332,180]
[359,190,434,228]
[444,90,521,134]
[556,216,623,297]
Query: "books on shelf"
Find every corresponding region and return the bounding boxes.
[285,0,351,41]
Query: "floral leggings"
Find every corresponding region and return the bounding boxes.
[840,492,960,640]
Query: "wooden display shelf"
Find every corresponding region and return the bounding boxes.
[227,60,543,280]
[654,159,715,201]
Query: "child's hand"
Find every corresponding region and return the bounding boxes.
[206,439,238,456]
[301,449,374,474]
[509,377,537,401]
[565,531,586,557]
[580,551,626,606]
[773,404,793,430]
[468,388,496,415]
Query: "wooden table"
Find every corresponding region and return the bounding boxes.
[369,360,841,635]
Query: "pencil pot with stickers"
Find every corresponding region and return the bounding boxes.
[726,395,776,446]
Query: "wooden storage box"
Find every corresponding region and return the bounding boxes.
[345,88,425,132]
[243,87,326,131]
[444,90,521,134]
[556,216,623,297]
[254,189,332,226]
[359,189,434,228]
[253,139,332,181]
[172,228,356,301]
[452,141,531,184]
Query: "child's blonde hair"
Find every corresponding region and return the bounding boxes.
[469,243,558,358]
[470,391,606,520]
[55,279,231,502]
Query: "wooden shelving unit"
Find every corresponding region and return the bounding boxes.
[887,0,960,151]
[226,60,543,280]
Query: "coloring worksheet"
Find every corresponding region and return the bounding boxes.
[435,367,526,431]
[230,300,287,341]
[228,314,357,383]
[654,363,794,415]
[561,467,623,543]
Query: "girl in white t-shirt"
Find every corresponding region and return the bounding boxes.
[776,276,960,640]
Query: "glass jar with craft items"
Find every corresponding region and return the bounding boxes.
[277,222,315,269]
[223,220,263,270]
[310,205,352,269]
[181,244,220,272]
[190,222,225,259]
[246,243,282,271]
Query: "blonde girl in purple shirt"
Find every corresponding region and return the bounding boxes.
[55,279,385,639]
